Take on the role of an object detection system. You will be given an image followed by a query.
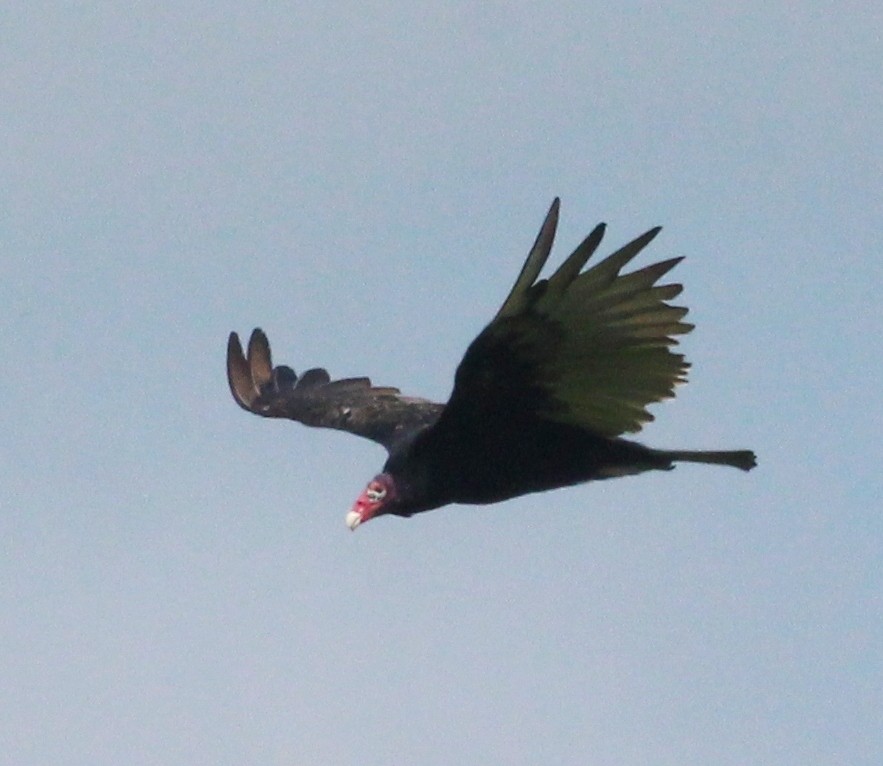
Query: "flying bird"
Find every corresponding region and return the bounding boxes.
[227,199,756,529]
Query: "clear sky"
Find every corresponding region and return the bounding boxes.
[2,4,881,765]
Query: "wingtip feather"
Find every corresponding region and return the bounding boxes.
[227,331,258,410]
[247,328,273,389]
[496,198,561,318]
[546,222,607,297]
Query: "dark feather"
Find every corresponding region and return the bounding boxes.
[227,329,443,451]
[425,200,693,442]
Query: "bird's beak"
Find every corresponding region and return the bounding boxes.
[346,478,390,530]
[345,494,372,531]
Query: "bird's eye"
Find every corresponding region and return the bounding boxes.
[366,485,387,503]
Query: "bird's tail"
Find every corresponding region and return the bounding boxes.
[659,449,757,472]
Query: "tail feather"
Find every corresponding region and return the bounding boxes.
[660,449,757,472]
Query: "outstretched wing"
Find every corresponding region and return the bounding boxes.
[227,329,444,451]
[437,198,693,438]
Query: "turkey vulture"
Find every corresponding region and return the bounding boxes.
[228,199,756,529]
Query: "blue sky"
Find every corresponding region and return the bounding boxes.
[2,4,881,765]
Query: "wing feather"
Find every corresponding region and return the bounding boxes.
[227,329,444,451]
[435,202,694,438]
[246,329,273,388]
[495,198,560,319]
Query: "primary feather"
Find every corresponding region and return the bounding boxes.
[467,206,692,437]
[227,329,443,451]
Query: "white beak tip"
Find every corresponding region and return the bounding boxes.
[345,510,362,531]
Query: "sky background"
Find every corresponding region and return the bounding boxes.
[2,4,881,765]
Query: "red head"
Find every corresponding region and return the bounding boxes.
[346,473,397,530]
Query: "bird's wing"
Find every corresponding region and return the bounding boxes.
[435,198,693,438]
[227,329,444,451]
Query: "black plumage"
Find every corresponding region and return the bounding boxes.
[227,199,756,529]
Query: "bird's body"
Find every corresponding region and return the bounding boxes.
[384,423,668,513]
[227,199,756,528]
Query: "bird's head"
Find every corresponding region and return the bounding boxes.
[346,473,398,530]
